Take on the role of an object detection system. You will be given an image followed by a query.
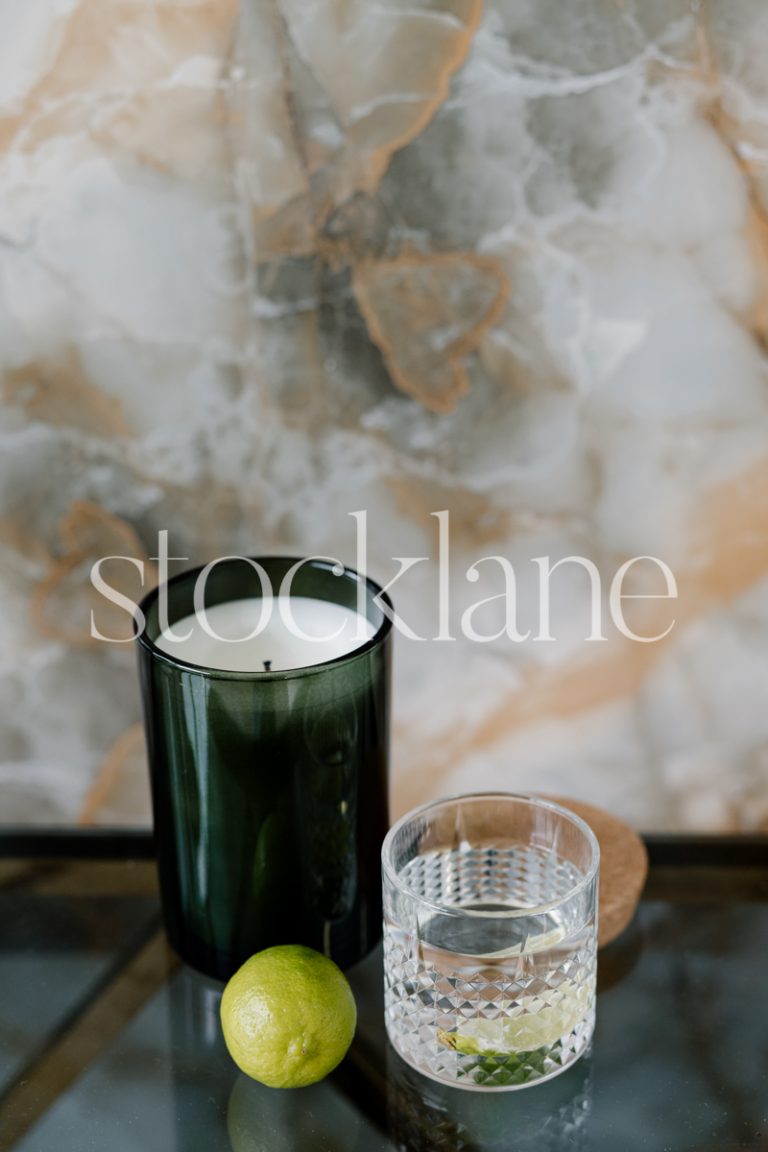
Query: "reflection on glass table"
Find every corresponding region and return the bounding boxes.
[0,835,767,1152]
[387,1045,592,1151]
[0,857,158,1098]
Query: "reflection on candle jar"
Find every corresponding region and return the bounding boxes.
[299,693,359,924]
[136,557,392,981]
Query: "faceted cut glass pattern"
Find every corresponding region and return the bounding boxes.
[383,842,597,1091]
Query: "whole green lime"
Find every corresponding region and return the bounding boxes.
[220,945,356,1089]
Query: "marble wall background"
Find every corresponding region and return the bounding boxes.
[2,0,768,831]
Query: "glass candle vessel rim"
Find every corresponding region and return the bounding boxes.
[135,555,393,681]
[382,791,600,921]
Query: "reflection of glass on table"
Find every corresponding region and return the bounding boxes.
[382,794,599,1090]
[387,1043,593,1151]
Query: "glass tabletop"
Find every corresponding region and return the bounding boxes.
[1,836,767,1151]
[0,855,159,1102]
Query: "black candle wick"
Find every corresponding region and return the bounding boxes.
[263,660,272,672]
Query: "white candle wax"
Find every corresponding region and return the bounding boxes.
[155,596,375,672]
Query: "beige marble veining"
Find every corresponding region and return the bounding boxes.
[1,1,768,830]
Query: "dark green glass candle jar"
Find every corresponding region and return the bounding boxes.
[136,557,392,981]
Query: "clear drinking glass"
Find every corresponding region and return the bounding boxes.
[382,793,599,1091]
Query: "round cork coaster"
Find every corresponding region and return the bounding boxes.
[546,795,648,948]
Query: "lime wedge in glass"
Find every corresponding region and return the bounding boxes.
[437,978,590,1056]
